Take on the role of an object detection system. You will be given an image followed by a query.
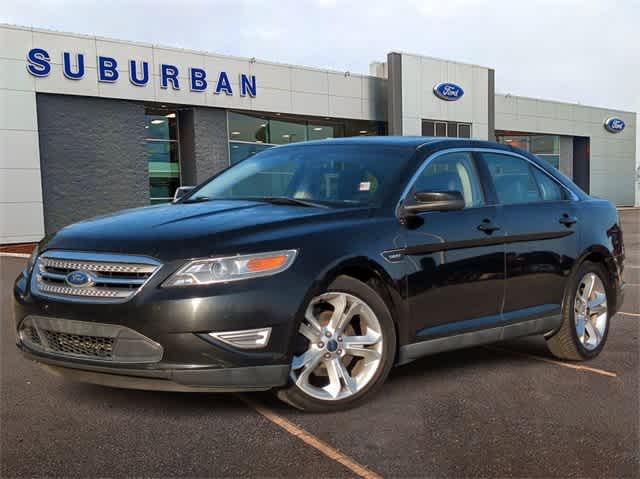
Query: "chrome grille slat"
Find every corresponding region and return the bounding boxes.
[40,257,157,274]
[32,251,161,303]
[38,269,146,285]
[37,283,130,298]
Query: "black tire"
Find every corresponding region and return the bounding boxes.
[545,261,611,360]
[277,275,396,412]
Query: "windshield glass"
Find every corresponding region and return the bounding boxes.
[188,144,413,207]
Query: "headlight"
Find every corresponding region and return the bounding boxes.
[163,249,298,287]
[23,245,39,277]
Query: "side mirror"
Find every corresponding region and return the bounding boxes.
[403,190,465,213]
[173,186,195,202]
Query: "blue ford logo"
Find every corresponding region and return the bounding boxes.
[604,117,625,133]
[434,82,464,101]
[65,271,94,288]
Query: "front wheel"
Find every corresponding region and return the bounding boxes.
[546,261,611,360]
[277,276,396,412]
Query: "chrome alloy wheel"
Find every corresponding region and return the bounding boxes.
[290,292,384,401]
[574,272,608,351]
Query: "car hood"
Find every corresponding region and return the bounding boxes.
[42,200,370,261]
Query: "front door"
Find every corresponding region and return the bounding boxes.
[401,150,505,341]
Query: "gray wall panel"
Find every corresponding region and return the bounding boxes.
[192,107,229,183]
[386,53,403,135]
[178,109,197,185]
[487,69,495,140]
[36,93,148,234]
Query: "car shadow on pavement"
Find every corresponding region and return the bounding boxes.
[55,380,248,415]
[47,345,527,415]
[251,344,543,415]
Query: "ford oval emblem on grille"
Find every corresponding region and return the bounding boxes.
[65,271,95,288]
[434,82,464,101]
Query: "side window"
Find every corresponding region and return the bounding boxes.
[482,153,541,205]
[412,152,484,208]
[531,167,564,201]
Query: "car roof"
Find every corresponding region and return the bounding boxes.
[274,136,512,151]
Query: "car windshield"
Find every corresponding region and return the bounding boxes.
[186,143,413,207]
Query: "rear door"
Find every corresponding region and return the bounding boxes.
[401,150,505,341]
[478,150,579,321]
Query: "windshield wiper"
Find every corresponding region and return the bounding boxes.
[251,196,329,208]
[181,195,212,203]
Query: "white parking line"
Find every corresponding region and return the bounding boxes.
[486,346,618,378]
[239,395,383,479]
[0,252,30,258]
[618,311,640,318]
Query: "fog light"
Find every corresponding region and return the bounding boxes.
[208,327,271,349]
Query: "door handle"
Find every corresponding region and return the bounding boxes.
[559,214,577,226]
[477,219,501,234]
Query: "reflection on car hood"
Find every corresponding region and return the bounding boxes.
[42,200,369,261]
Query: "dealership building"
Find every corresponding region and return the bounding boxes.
[0,24,637,244]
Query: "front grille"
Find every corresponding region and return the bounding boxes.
[42,330,114,358]
[24,326,41,345]
[19,316,164,363]
[32,251,161,302]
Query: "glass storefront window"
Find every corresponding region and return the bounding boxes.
[458,124,471,138]
[230,142,273,165]
[422,119,472,138]
[228,112,269,143]
[307,123,341,141]
[227,111,385,165]
[146,109,181,204]
[497,134,560,169]
[270,119,307,144]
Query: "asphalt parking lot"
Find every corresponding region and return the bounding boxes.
[1,210,638,478]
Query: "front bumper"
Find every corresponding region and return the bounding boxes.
[22,351,289,392]
[13,265,311,392]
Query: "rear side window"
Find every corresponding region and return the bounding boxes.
[482,153,541,204]
[531,167,564,201]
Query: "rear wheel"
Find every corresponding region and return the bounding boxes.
[546,261,610,360]
[277,276,396,412]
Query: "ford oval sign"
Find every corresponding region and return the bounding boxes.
[65,271,95,288]
[604,117,625,133]
[434,82,464,101]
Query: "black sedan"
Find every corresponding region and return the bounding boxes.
[14,137,625,411]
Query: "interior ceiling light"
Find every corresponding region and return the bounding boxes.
[151,119,165,125]
[260,123,267,127]
[313,127,323,131]
[282,134,290,138]
[359,130,368,134]
[231,131,240,135]
[165,113,176,118]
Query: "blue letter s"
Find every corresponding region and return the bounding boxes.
[26,48,51,77]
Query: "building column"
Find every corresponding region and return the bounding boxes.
[179,107,229,186]
[386,53,403,136]
[558,136,574,179]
